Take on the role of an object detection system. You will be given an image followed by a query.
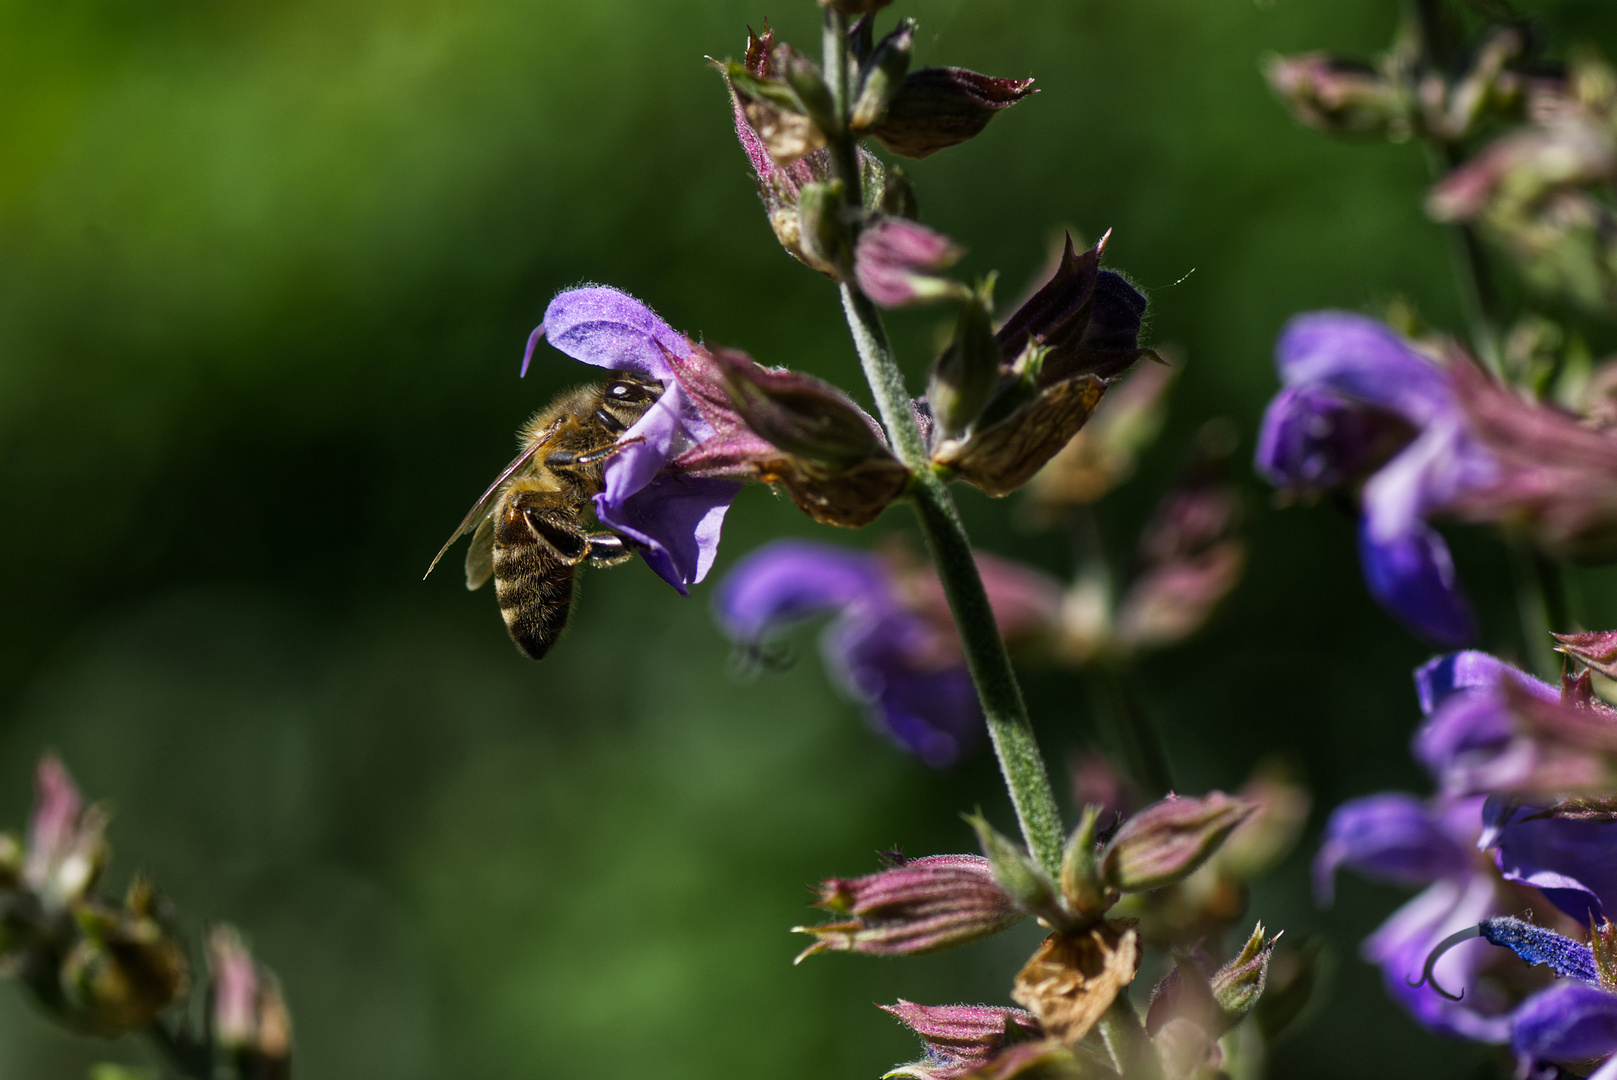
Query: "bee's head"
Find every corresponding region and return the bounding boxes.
[598,373,665,431]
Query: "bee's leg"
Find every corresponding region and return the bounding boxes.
[543,435,647,471]
[512,504,590,566]
[583,532,634,568]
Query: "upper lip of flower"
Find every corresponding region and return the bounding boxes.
[533,285,740,593]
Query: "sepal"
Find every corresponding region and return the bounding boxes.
[870,68,1037,158]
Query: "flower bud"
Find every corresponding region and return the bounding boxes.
[795,181,854,279]
[209,925,293,1077]
[1556,629,1617,679]
[60,883,189,1036]
[929,278,1003,438]
[851,19,915,131]
[870,68,1037,159]
[1264,53,1411,139]
[880,999,1044,1080]
[1057,806,1113,924]
[1253,937,1322,1041]
[24,755,109,910]
[1101,792,1252,893]
[780,47,839,139]
[966,813,1065,927]
[1209,922,1277,1029]
[878,167,919,219]
[855,217,966,308]
[1010,922,1140,1045]
[793,854,1024,961]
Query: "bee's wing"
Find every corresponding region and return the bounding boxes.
[423,444,542,580]
[464,514,495,591]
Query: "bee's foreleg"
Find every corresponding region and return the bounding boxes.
[583,532,634,568]
[544,435,647,471]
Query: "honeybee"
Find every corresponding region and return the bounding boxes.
[426,374,666,660]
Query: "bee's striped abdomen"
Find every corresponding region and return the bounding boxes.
[491,497,582,661]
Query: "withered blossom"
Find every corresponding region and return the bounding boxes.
[1011,922,1141,1045]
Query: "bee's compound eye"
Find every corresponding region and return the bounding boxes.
[609,382,632,398]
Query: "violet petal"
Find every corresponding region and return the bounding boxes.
[1275,312,1453,424]
[594,475,741,595]
[1314,793,1473,904]
[1357,517,1477,647]
[1362,873,1512,1043]
[1512,982,1617,1067]
[1488,803,1617,923]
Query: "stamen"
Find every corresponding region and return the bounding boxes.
[1407,925,1482,1001]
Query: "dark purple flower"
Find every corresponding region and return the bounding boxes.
[1256,313,1497,646]
[1484,798,1617,924]
[714,540,982,766]
[528,286,742,594]
[1314,792,1514,1042]
[1511,982,1617,1078]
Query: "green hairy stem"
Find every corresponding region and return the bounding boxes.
[821,8,1066,875]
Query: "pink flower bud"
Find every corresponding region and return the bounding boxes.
[1557,629,1617,679]
[24,755,108,909]
[855,217,966,308]
[881,1000,1043,1080]
[793,854,1024,961]
[1101,792,1253,892]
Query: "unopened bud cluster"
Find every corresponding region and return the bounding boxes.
[0,756,291,1079]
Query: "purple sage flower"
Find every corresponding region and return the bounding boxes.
[526,285,743,593]
[1511,982,1617,1079]
[1413,650,1615,797]
[1255,312,1497,645]
[1314,792,1515,1041]
[714,540,984,766]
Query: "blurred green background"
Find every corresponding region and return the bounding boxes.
[4,0,1617,1076]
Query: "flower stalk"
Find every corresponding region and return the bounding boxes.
[821,7,1065,875]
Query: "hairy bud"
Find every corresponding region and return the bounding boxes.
[880,1000,1044,1080]
[795,180,855,279]
[851,19,916,131]
[794,854,1023,961]
[1209,922,1278,1029]
[855,217,966,308]
[928,278,1003,437]
[1556,630,1617,680]
[1057,805,1114,925]
[1101,792,1253,893]
[60,881,189,1036]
